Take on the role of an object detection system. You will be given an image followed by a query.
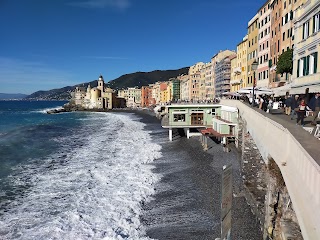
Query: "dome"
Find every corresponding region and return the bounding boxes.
[98,74,104,80]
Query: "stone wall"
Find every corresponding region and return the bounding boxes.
[238,117,303,240]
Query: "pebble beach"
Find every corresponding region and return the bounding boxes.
[122,109,263,240]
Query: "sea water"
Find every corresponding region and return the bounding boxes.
[0,101,161,240]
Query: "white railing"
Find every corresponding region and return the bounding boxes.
[221,99,320,240]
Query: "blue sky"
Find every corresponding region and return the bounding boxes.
[0,0,265,94]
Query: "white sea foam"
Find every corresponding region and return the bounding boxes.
[0,112,162,240]
[35,106,64,114]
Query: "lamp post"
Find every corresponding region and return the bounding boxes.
[251,59,258,107]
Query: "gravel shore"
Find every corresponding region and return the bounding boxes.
[113,109,263,240]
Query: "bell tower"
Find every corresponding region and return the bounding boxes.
[97,74,104,93]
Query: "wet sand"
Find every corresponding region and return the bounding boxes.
[114,109,263,240]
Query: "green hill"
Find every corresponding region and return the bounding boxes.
[25,67,188,100]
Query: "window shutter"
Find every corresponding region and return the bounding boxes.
[303,23,305,39]
[303,57,307,76]
[314,52,318,74]
[297,59,300,77]
[313,15,315,33]
[306,56,310,75]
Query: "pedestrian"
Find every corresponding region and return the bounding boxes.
[290,95,299,120]
[285,95,293,115]
[296,99,311,126]
[309,93,320,125]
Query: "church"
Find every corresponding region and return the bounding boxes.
[73,74,121,109]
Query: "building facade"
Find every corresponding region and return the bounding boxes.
[215,54,236,97]
[270,0,283,87]
[291,0,320,94]
[247,13,259,88]
[73,75,116,109]
[237,35,248,89]
[257,0,272,88]
[230,56,241,92]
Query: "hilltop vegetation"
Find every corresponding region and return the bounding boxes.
[25,67,188,100]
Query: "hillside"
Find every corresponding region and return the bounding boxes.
[0,93,28,100]
[25,67,188,100]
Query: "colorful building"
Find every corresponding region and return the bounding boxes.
[247,13,259,88]
[230,53,241,92]
[257,0,271,88]
[270,0,283,87]
[236,35,248,89]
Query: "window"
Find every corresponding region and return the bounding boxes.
[313,13,320,33]
[284,1,286,9]
[173,114,186,122]
[303,21,310,39]
[283,32,285,41]
[309,52,318,74]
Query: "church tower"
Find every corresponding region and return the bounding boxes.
[97,74,104,93]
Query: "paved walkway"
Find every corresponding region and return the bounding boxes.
[250,105,320,166]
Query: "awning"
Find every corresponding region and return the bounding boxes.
[290,84,320,94]
[273,84,292,97]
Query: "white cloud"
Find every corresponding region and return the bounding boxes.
[0,57,76,94]
[67,0,131,10]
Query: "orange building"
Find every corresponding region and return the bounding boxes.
[141,86,154,107]
[270,0,283,87]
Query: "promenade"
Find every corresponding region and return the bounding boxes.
[248,102,320,165]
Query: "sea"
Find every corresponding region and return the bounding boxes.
[0,101,162,240]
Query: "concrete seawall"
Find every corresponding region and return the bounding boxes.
[221,99,320,240]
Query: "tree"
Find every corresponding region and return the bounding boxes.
[276,48,293,75]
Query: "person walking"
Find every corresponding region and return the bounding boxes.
[296,99,311,126]
[309,93,320,125]
[290,95,299,120]
[285,95,292,115]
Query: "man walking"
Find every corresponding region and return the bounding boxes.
[309,93,320,125]
[285,95,292,115]
[290,95,299,120]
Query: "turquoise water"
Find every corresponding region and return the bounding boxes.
[0,101,161,239]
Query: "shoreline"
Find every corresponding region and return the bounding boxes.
[122,109,262,239]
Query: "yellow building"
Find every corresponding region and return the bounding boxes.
[189,62,204,101]
[231,36,248,92]
[291,0,320,94]
[204,61,213,100]
[199,65,206,100]
[230,56,240,92]
[247,14,259,88]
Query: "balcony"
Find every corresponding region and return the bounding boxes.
[230,79,241,85]
[233,67,241,75]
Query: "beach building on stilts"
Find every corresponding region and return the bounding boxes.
[161,104,238,151]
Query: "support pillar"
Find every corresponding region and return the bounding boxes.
[169,128,173,141]
[204,136,208,151]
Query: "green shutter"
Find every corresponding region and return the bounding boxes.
[297,59,300,77]
[303,57,306,76]
[314,52,318,74]
[306,56,310,75]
